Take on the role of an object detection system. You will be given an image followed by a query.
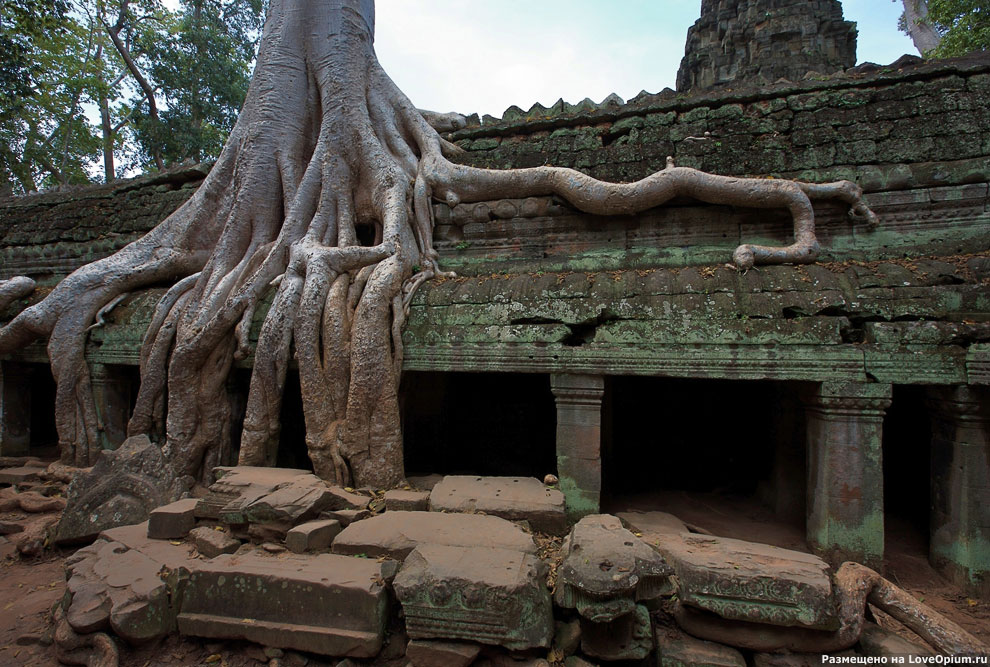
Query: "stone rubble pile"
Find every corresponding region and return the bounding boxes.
[47,466,966,666]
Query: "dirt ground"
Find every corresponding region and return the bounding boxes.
[1,487,987,666]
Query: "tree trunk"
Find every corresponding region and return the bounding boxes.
[0,0,879,490]
[901,0,942,55]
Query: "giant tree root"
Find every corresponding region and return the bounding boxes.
[0,0,881,491]
[53,607,119,667]
[675,562,987,655]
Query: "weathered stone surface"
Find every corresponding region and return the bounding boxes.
[332,510,536,560]
[147,498,198,540]
[285,519,341,554]
[55,435,183,545]
[407,474,443,490]
[405,639,481,667]
[555,514,672,622]
[620,511,837,631]
[429,476,566,535]
[563,657,595,667]
[394,544,553,650]
[580,603,652,661]
[176,552,390,657]
[553,618,581,656]
[321,508,371,526]
[677,0,856,93]
[189,526,240,558]
[0,465,44,485]
[857,622,933,657]
[0,519,23,534]
[66,522,198,643]
[658,635,747,667]
[210,467,356,527]
[384,489,430,511]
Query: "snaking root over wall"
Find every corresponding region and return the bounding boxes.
[0,0,877,490]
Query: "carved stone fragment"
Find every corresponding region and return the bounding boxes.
[555,514,672,622]
[56,435,184,545]
[176,551,391,657]
[657,635,747,667]
[393,544,553,650]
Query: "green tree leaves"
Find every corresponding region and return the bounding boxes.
[927,0,990,56]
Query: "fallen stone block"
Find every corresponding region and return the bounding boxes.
[384,489,430,511]
[407,474,443,491]
[0,520,24,534]
[66,522,198,643]
[429,476,567,535]
[321,508,371,526]
[394,544,553,651]
[189,526,240,558]
[148,498,199,540]
[555,514,672,622]
[286,519,341,553]
[332,511,537,560]
[620,511,837,631]
[55,435,184,545]
[406,639,481,667]
[658,635,747,667]
[580,603,653,661]
[176,552,390,657]
[553,618,581,657]
[0,465,44,486]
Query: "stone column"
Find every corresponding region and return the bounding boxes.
[89,363,131,450]
[927,386,990,598]
[551,374,604,522]
[804,381,891,569]
[0,362,32,456]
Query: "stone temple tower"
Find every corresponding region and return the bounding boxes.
[676,0,857,93]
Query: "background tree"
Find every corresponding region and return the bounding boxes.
[898,0,990,56]
[927,0,990,56]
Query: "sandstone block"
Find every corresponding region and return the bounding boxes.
[429,476,567,535]
[658,636,747,667]
[384,489,430,511]
[321,508,371,526]
[405,639,481,667]
[332,510,536,560]
[56,435,184,545]
[555,514,672,622]
[0,465,44,486]
[67,522,198,643]
[394,544,553,651]
[212,467,344,526]
[285,519,341,554]
[621,511,836,631]
[176,552,390,657]
[148,498,199,539]
[189,526,240,558]
[580,604,653,661]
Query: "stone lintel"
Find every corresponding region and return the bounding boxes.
[804,381,891,570]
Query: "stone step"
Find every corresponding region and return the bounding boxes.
[332,510,537,560]
[428,476,566,535]
[176,551,391,657]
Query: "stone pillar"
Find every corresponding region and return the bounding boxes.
[0,362,32,456]
[927,386,990,598]
[551,374,604,522]
[804,381,891,569]
[89,363,131,450]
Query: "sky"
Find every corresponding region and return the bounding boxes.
[373,0,918,120]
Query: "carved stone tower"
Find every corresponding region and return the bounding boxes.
[677,0,857,93]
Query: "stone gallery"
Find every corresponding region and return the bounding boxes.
[0,0,988,664]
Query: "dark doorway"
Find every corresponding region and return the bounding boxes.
[882,384,931,553]
[402,371,556,478]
